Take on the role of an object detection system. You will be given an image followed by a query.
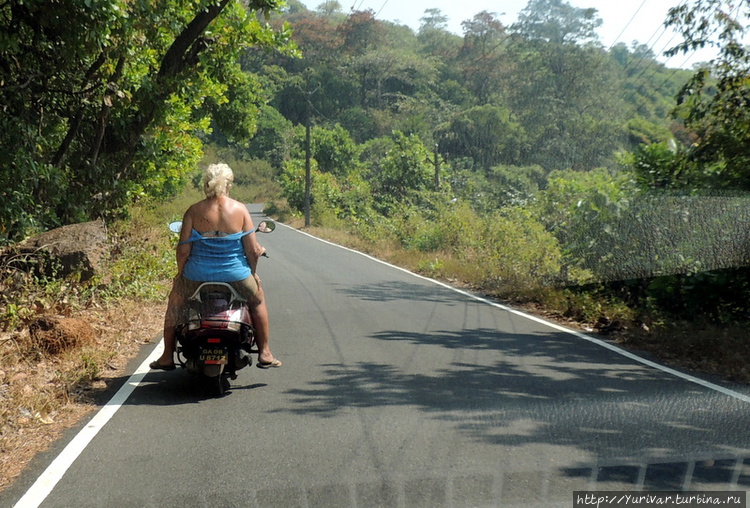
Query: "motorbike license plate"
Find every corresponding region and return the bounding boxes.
[199,347,228,365]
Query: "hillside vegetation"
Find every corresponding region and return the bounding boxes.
[243,0,750,334]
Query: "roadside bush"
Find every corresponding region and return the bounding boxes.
[385,200,562,299]
[474,207,563,298]
[280,160,374,224]
[391,199,482,253]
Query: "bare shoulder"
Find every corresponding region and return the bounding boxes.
[183,202,200,220]
[186,198,209,213]
[228,198,251,216]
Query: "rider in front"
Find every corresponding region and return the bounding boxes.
[150,163,281,370]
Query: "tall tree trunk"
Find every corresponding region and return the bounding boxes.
[51,52,107,167]
[88,56,125,168]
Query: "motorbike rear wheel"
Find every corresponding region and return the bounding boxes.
[211,374,231,397]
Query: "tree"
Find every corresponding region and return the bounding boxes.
[504,26,626,170]
[337,9,384,57]
[369,132,435,215]
[311,124,361,178]
[315,1,342,17]
[419,8,449,32]
[661,0,750,190]
[0,0,295,241]
[417,9,461,71]
[436,105,526,170]
[284,11,342,65]
[350,48,437,110]
[458,11,509,104]
[243,104,295,169]
[512,0,602,45]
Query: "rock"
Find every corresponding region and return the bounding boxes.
[16,220,108,281]
[28,316,96,355]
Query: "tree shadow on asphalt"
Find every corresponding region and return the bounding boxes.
[277,322,750,490]
[331,279,471,304]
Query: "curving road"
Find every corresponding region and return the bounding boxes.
[4,205,750,508]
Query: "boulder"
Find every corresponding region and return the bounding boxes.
[17,220,108,281]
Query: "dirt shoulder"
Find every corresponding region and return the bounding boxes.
[0,300,165,492]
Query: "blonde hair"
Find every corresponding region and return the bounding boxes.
[203,163,234,198]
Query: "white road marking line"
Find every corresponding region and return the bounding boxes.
[13,346,163,508]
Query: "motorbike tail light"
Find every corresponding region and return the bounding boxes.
[207,338,221,343]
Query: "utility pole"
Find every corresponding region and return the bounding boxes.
[433,143,441,190]
[304,115,311,227]
[299,71,319,228]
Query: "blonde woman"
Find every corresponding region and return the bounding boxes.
[151,163,281,370]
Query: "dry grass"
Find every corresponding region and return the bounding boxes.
[0,211,172,492]
[0,299,165,491]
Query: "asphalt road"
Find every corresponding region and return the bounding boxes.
[4,205,750,508]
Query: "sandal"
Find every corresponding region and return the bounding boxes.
[149,360,176,371]
[257,358,282,369]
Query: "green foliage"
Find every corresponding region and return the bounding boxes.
[512,0,602,45]
[384,199,563,296]
[644,268,750,323]
[368,131,435,215]
[659,0,750,191]
[436,105,526,170]
[477,206,563,294]
[447,164,549,213]
[243,104,295,169]
[253,0,750,328]
[311,124,362,177]
[256,0,690,179]
[504,41,627,171]
[625,117,674,146]
[389,198,476,253]
[455,11,509,105]
[628,142,684,190]
[534,168,637,281]
[486,165,549,206]
[0,0,295,242]
[280,158,373,222]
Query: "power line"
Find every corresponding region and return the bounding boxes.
[617,1,741,129]
[566,0,687,114]
[374,0,389,18]
[607,0,649,52]
[585,0,700,128]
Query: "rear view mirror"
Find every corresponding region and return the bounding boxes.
[256,221,276,233]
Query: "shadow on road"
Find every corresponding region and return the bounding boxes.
[333,279,466,304]
[92,368,268,407]
[276,320,750,493]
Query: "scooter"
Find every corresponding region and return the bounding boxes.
[167,219,275,396]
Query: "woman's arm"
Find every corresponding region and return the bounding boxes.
[175,208,194,276]
[240,207,264,275]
